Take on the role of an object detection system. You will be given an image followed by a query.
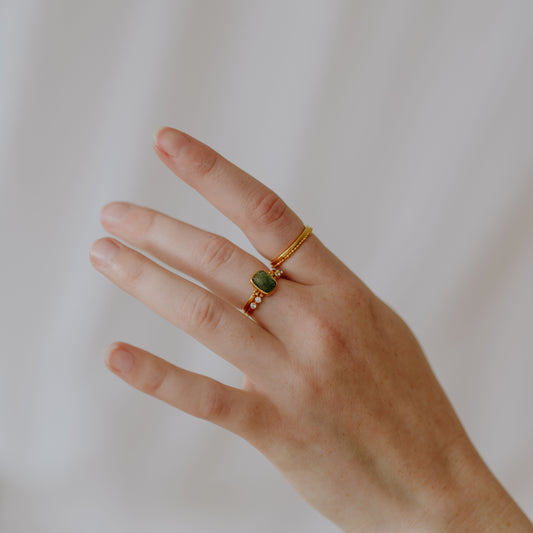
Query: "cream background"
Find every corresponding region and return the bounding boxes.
[1,1,532,531]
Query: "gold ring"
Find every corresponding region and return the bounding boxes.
[242,226,312,316]
[270,226,312,269]
[242,269,283,316]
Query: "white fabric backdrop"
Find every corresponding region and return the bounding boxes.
[1,1,532,531]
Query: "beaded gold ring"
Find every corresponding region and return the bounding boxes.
[241,226,312,317]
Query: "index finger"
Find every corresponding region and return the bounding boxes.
[153,127,339,284]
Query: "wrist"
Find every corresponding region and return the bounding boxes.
[421,437,533,533]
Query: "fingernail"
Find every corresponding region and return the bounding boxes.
[101,202,130,226]
[90,239,119,266]
[107,347,134,374]
[153,127,188,158]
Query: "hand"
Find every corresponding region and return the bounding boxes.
[90,127,533,532]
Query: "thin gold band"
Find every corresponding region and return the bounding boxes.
[270,226,313,269]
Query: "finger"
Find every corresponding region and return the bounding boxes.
[90,237,283,380]
[99,202,300,331]
[100,201,265,309]
[153,127,338,284]
[104,342,269,442]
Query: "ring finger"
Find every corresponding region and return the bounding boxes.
[89,237,284,380]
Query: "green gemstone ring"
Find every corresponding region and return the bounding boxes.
[242,269,283,315]
[251,270,278,294]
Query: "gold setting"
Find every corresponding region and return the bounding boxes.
[242,269,283,315]
[242,226,313,317]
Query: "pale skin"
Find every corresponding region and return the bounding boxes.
[89,127,533,532]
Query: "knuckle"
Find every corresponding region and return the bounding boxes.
[200,151,220,178]
[197,235,236,274]
[247,189,288,227]
[298,306,356,365]
[309,314,348,352]
[238,399,274,442]
[122,256,146,291]
[186,292,223,332]
[286,355,331,409]
[135,208,158,246]
[184,142,220,178]
[343,283,373,313]
[301,370,328,402]
[197,381,229,422]
[141,365,168,396]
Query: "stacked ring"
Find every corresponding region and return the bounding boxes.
[270,225,313,269]
[242,269,283,315]
[242,226,313,316]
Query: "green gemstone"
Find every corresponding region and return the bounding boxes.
[251,270,277,294]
